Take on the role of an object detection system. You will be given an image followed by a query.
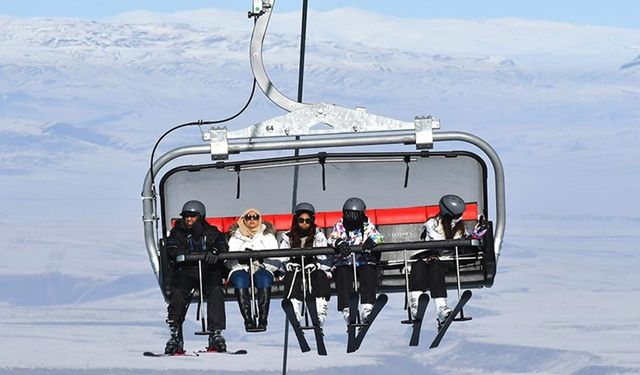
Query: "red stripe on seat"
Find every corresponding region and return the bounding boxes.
[171,202,480,231]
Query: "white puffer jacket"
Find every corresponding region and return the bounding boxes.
[226,223,281,276]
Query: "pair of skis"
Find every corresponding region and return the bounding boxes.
[406,290,472,348]
[143,348,248,357]
[281,294,327,355]
[346,293,388,353]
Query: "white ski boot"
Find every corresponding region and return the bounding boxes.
[342,308,350,324]
[360,303,373,322]
[316,297,328,326]
[409,291,423,320]
[290,298,303,322]
[434,297,452,327]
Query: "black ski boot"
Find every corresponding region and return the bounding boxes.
[207,330,227,352]
[235,288,256,331]
[164,320,184,355]
[257,287,271,330]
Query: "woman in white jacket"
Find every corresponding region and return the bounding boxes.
[408,195,468,328]
[280,202,332,326]
[226,208,280,331]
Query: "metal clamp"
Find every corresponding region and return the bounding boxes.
[205,127,229,160]
[414,116,441,150]
[249,0,273,18]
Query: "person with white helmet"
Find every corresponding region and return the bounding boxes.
[408,194,468,328]
[280,202,332,327]
[164,200,228,354]
[328,197,384,325]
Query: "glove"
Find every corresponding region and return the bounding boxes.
[285,262,301,272]
[304,263,317,272]
[362,237,376,253]
[334,239,351,257]
[203,251,218,265]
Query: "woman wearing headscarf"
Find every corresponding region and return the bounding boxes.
[226,208,280,331]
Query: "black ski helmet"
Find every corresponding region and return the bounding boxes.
[294,202,315,216]
[342,197,366,212]
[181,200,206,217]
[439,194,466,220]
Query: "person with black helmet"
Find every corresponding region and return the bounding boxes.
[408,194,468,328]
[164,200,229,354]
[280,202,332,326]
[328,197,384,325]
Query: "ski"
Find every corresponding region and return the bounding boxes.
[281,299,312,353]
[351,293,388,352]
[143,351,198,357]
[409,294,430,346]
[429,290,472,349]
[346,292,360,353]
[195,349,248,355]
[304,294,328,356]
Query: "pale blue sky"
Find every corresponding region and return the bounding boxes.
[0,0,638,29]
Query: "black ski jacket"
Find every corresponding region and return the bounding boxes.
[166,218,228,271]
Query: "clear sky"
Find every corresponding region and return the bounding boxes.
[0,0,638,29]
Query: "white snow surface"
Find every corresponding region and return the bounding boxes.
[0,7,639,374]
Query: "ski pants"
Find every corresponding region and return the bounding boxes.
[333,264,377,310]
[283,268,331,301]
[167,267,226,331]
[408,258,450,299]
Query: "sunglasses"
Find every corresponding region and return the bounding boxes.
[244,214,260,221]
[297,218,313,224]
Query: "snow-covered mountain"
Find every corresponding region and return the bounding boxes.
[0,8,639,374]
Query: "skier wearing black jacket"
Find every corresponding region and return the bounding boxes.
[164,200,228,354]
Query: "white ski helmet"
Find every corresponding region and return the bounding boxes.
[439,194,466,220]
[181,200,206,217]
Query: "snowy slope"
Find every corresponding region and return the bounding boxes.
[0,7,639,374]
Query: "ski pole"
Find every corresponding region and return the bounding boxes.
[197,260,207,333]
[307,266,314,324]
[249,256,258,326]
[403,250,411,320]
[454,245,471,320]
[351,251,360,324]
[351,252,358,292]
[455,246,462,300]
[286,266,300,300]
[301,256,309,326]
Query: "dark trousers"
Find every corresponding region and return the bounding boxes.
[334,264,378,310]
[167,267,226,331]
[408,259,449,299]
[283,269,331,301]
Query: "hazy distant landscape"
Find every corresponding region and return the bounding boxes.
[0,7,639,373]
